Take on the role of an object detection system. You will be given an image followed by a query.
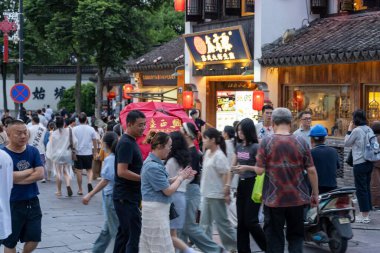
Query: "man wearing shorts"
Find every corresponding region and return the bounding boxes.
[1,120,44,253]
[73,112,97,195]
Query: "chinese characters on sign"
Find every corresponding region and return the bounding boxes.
[184,26,251,65]
[32,86,66,100]
[33,87,45,100]
[54,86,66,100]
[149,118,182,132]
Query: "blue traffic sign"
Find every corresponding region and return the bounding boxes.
[10,83,31,103]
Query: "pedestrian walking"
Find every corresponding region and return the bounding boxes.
[73,112,98,194]
[231,118,266,253]
[255,105,274,141]
[223,126,236,166]
[37,109,48,127]
[345,109,373,223]
[0,149,13,241]
[0,122,9,149]
[91,121,102,180]
[293,111,313,148]
[139,132,196,253]
[165,131,197,252]
[200,128,237,252]
[179,123,224,253]
[371,121,380,210]
[113,110,146,253]
[44,122,56,182]
[2,119,45,253]
[309,124,338,194]
[46,116,76,197]
[255,108,319,253]
[27,115,48,183]
[82,132,119,253]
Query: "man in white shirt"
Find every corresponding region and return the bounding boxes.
[73,112,97,195]
[293,111,312,148]
[255,105,274,140]
[0,150,13,240]
[37,109,48,127]
[45,105,53,121]
[28,115,48,182]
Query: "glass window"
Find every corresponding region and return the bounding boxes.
[284,85,351,136]
[364,85,380,122]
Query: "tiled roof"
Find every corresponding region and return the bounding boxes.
[260,11,380,66]
[125,37,184,72]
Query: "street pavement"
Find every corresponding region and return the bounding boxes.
[2,177,380,253]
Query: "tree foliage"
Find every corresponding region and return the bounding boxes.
[58,82,95,116]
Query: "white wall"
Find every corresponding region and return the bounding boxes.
[254,0,319,103]
[1,73,94,111]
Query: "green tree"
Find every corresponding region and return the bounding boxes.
[73,0,152,118]
[58,82,95,116]
[26,0,84,114]
[146,0,185,45]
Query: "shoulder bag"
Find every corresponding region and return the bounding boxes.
[69,128,78,161]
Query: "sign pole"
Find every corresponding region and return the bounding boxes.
[0,16,18,111]
[19,0,24,108]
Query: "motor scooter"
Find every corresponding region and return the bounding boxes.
[304,187,356,253]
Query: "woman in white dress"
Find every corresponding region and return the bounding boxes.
[200,128,237,252]
[46,116,77,197]
[139,132,196,253]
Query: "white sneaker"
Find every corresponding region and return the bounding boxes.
[355,215,371,224]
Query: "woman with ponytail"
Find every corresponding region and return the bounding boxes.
[200,128,237,252]
[82,132,119,253]
[139,132,196,253]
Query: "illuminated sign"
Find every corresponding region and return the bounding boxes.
[184,26,251,65]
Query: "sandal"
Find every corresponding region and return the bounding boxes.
[67,186,73,197]
[77,191,83,195]
[55,192,62,197]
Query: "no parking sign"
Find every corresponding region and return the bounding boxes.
[10,83,31,104]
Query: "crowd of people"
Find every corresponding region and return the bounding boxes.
[0,104,380,253]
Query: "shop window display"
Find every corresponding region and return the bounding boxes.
[216,90,259,130]
[284,85,351,136]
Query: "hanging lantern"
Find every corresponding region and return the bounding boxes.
[182,91,193,109]
[252,90,264,111]
[123,84,133,99]
[174,0,185,12]
[107,91,116,100]
[293,90,304,111]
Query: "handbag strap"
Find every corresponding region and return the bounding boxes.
[69,128,74,150]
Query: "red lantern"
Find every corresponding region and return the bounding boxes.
[293,90,304,110]
[107,91,116,100]
[182,91,193,109]
[252,90,264,111]
[174,0,185,12]
[123,84,133,99]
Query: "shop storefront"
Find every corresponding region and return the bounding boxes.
[124,37,185,103]
[185,16,260,130]
[260,11,380,135]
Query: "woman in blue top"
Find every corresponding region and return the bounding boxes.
[139,132,196,253]
[82,132,119,253]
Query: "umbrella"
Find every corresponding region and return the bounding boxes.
[119,102,196,159]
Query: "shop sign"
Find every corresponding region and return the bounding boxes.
[148,118,182,132]
[142,72,177,86]
[184,26,251,65]
[216,81,255,90]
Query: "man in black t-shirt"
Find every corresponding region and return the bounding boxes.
[113,110,146,253]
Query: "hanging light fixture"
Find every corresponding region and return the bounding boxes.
[123,84,133,99]
[252,90,264,111]
[174,0,186,12]
[107,91,116,100]
[182,91,193,109]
